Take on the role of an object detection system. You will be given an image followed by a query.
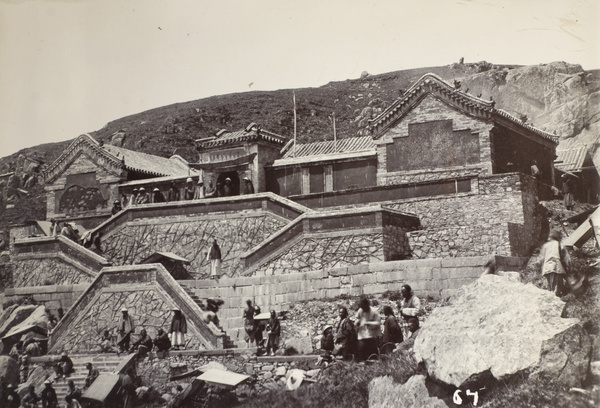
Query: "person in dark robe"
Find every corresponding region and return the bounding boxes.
[117,308,135,353]
[136,187,150,204]
[111,200,122,215]
[152,188,166,203]
[334,307,356,360]
[85,362,99,388]
[64,380,81,406]
[242,177,254,194]
[561,174,575,210]
[21,385,40,408]
[223,177,233,196]
[253,306,264,348]
[41,380,58,408]
[381,305,403,354]
[154,328,171,352]
[167,182,180,202]
[320,326,334,354]
[53,352,73,379]
[243,299,255,347]
[266,310,281,356]
[184,178,195,200]
[207,239,222,278]
[130,328,153,356]
[170,309,187,350]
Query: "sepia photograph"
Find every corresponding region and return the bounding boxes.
[0,1,598,407]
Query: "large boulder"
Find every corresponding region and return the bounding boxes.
[0,355,19,385]
[0,304,40,338]
[369,375,447,408]
[414,275,592,388]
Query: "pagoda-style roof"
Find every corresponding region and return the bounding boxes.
[369,73,558,148]
[43,134,194,183]
[196,123,287,149]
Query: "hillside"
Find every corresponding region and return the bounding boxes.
[1,60,599,228]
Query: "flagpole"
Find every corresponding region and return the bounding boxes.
[332,112,337,153]
[293,92,297,158]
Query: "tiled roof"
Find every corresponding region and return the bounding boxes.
[369,73,558,146]
[555,145,588,172]
[197,123,287,149]
[102,144,192,177]
[281,136,375,159]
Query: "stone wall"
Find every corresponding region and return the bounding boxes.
[182,255,490,345]
[101,212,287,278]
[387,173,546,258]
[10,257,96,287]
[3,284,88,315]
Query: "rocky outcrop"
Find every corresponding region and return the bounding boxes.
[0,304,40,338]
[414,274,592,388]
[369,375,447,408]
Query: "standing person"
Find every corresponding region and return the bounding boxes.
[243,300,255,347]
[152,188,165,203]
[242,177,254,194]
[223,178,233,196]
[121,193,129,209]
[117,308,135,353]
[50,219,59,236]
[561,174,575,210]
[64,380,81,406]
[398,284,421,339]
[167,182,180,202]
[536,230,570,296]
[169,309,187,350]
[136,187,150,204]
[266,310,281,356]
[334,307,356,360]
[193,181,205,199]
[355,298,381,362]
[41,380,58,408]
[111,200,123,215]
[184,178,195,200]
[207,239,222,279]
[253,306,264,348]
[530,160,540,179]
[129,188,139,207]
[381,306,403,354]
[205,181,216,197]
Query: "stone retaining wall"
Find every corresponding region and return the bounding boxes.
[182,255,490,344]
[3,284,88,314]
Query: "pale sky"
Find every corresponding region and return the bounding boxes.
[0,0,598,156]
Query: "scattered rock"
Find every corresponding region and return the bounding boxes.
[284,336,313,355]
[275,366,287,377]
[414,275,592,388]
[368,375,446,408]
[306,369,320,378]
[199,361,227,372]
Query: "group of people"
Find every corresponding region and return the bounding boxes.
[99,307,188,356]
[113,175,256,213]
[243,300,281,356]
[320,284,422,362]
[9,335,43,384]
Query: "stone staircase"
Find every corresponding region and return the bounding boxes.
[181,286,238,349]
[50,353,125,402]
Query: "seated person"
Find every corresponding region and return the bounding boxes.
[130,329,153,355]
[99,329,115,353]
[154,328,171,352]
[84,362,99,388]
[21,385,40,408]
[54,352,74,379]
[320,326,334,354]
[65,380,82,404]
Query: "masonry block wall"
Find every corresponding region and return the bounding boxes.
[101,211,288,278]
[181,256,490,345]
[375,94,494,185]
[3,284,88,315]
[388,173,546,258]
